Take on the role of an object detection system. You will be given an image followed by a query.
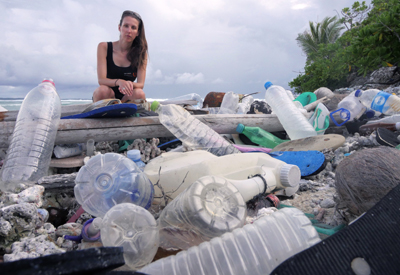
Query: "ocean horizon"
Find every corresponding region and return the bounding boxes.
[0,97,169,111]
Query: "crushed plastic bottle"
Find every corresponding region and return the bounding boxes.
[0,79,61,192]
[237,94,254,114]
[74,153,154,218]
[140,207,321,275]
[218,91,239,114]
[264,81,317,140]
[153,103,241,156]
[330,90,366,126]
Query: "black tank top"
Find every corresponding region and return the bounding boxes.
[106,42,137,83]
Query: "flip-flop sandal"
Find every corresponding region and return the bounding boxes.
[376,127,400,147]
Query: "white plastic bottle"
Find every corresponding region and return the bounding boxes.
[154,103,241,156]
[218,91,239,114]
[140,207,321,275]
[144,151,300,203]
[127,149,146,171]
[237,94,254,114]
[0,79,61,192]
[264,82,317,140]
[329,90,367,126]
[355,89,400,115]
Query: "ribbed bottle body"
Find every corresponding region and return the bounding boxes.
[140,207,321,275]
[0,80,61,190]
[158,104,240,156]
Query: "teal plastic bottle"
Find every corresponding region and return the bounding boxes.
[236,123,288,148]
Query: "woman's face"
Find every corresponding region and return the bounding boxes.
[119,16,140,42]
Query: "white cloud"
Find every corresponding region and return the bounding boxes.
[0,0,371,99]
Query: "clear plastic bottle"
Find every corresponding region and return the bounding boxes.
[74,153,154,218]
[53,143,84,158]
[100,203,159,270]
[355,89,400,115]
[127,149,146,171]
[154,103,241,156]
[236,123,287,148]
[0,79,61,192]
[218,91,239,114]
[157,175,247,250]
[167,93,203,109]
[237,94,254,114]
[264,82,317,140]
[140,207,321,275]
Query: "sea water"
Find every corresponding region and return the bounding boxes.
[0,98,167,111]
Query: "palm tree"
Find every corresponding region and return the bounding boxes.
[296,16,344,61]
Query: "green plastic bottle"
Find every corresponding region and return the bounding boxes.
[236,123,288,149]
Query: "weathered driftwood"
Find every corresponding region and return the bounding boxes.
[37,173,77,194]
[0,114,287,151]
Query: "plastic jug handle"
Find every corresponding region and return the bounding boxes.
[329,108,350,126]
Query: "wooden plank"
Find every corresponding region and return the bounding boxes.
[0,114,286,150]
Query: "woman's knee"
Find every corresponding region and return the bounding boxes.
[93,85,114,102]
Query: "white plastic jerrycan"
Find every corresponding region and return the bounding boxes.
[144,151,300,204]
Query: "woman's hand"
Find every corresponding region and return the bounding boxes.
[117,79,134,96]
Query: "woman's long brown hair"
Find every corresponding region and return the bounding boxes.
[119,10,148,70]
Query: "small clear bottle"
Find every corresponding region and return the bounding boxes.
[236,123,287,148]
[218,91,239,114]
[127,149,146,171]
[0,79,61,192]
[140,207,321,275]
[264,82,317,140]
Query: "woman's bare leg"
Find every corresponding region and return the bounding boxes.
[92,85,115,102]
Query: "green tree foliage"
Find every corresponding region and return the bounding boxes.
[296,16,344,61]
[290,0,400,93]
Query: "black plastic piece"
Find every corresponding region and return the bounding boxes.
[0,247,125,275]
[271,184,400,274]
[376,127,400,147]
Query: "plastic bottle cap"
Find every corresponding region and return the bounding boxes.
[280,164,301,187]
[42,79,55,87]
[355,90,362,97]
[127,149,141,161]
[236,123,245,133]
[365,110,375,118]
[264,81,273,90]
[150,101,160,112]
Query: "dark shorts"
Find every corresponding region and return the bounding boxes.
[112,86,124,100]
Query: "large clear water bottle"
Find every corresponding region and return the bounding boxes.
[140,207,321,275]
[0,79,61,192]
[154,103,241,156]
[264,82,317,140]
[355,89,400,115]
[100,203,159,270]
[74,153,154,218]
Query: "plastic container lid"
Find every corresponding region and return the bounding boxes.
[365,110,375,118]
[127,149,141,161]
[355,89,362,97]
[280,164,301,187]
[236,123,245,133]
[264,81,273,90]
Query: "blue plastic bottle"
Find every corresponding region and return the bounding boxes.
[127,149,146,171]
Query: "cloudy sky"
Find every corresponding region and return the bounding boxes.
[0,0,370,100]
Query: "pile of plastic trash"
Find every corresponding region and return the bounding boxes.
[1,79,400,274]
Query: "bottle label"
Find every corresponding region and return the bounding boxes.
[371,91,390,113]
